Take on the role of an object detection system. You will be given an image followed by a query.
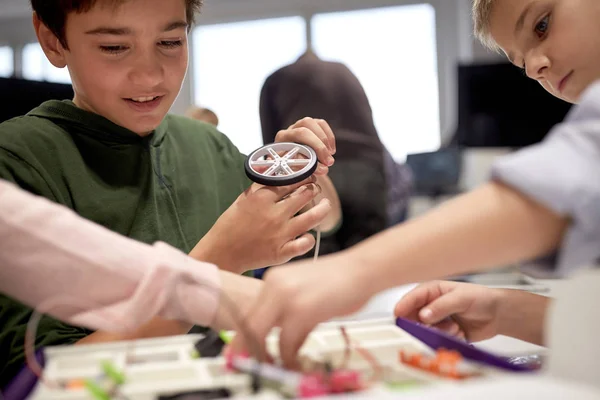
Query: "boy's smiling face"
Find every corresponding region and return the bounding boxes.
[36,0,189,135]
[489,0,600,104]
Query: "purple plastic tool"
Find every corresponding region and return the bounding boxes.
[2,348,45,400]
[395,317,532,372]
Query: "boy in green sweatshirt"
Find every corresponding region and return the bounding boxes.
[0,0,342,386]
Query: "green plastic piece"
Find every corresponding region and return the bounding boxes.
[84,379,110,400]
[386,380,422,391]
[101,361,126,385]
[219,330,233,344]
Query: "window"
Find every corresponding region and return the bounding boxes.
[22,43,71,84]
[192,17,306,155]
[312,5,440,161]
[0,46,14,78]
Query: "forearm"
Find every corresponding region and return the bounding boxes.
[77,318,191,345]
[0,180,221,332]
[314,175,341,232]
[351,182,568,294]
[77,269,262,343]
[496,289,550,345]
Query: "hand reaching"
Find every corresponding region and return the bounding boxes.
[394,281,503,342]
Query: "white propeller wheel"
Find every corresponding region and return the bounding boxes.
[245,142,318,186]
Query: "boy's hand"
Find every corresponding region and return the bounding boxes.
[274,117,342,232]
[394,281,503,342]
[191,176,332,274]
[229,253,373,368]
[274,117,336,176]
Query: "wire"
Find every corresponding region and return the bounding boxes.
[25,296,137,387]
[338,327,384,384]
[353,344,384,383]
[312,199,322,262]
[340,326,352,369]
[24,297,138,400]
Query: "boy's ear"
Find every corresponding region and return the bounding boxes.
[32,12,68,69]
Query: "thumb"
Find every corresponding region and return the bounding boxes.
[418,292,470,325]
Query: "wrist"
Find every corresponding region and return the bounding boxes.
[494,288,513,337]
[496,289,549,345]
[190,236,237,273]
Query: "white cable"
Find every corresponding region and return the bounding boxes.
[312,198,321,262]
[313,228,321,262]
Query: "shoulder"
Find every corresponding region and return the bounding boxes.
[263,63,298,87]
[165,114,240,150]
[164,113,219,135]
[579,80,600,104]
[163,114,251,187]
[565,80,600,122]
[0,114,70,159]
[540,81,600,151]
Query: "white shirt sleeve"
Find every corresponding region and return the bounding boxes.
[491,81,600,277]
[0,179,222,332]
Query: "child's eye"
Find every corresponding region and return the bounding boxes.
[159,40,183,49]
[100,45,128,55]
[534,15,550,37]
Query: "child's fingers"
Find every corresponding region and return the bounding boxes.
[258,176,316,202]
[433,319,462,337]
[278,233,316,262]
[418,291,471,325]
[290,117,334,154]
[314,163,329,176]
[277,127,333,167]
[315,119,336,155]
[278,183,321,216]
[286,198,331,238]
[394,281,446,321]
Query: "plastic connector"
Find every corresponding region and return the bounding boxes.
[298,374,329,398]
[399,348,478,379]
[329,370,362,393]
[194,330,226,358]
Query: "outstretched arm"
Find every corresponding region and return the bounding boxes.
[0,179,260,337]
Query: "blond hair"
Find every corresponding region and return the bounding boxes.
[472,0,501,52]
[185,106,219,127]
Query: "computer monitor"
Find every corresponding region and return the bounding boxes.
[0,77,74,123]
[406,147,462,197]
[455,62,572,148]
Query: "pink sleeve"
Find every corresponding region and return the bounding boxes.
[0,179,221,332]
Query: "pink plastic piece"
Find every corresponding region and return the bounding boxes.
[224,349,249,371]
[224,348,234,370]
[298,374,329,398]
[329,370,362,393]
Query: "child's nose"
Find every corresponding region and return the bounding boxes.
[525,52,551,82]
[129,53,164,87]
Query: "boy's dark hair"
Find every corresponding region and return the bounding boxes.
[30,0,203,49]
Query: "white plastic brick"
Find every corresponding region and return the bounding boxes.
[29,318,504,400]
